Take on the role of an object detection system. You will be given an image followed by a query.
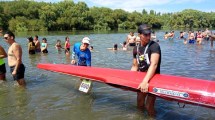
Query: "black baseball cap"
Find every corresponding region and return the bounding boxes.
[138,24,151,34]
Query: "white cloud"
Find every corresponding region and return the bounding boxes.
[34,0,211,13]
[87,0,206,12]
[89,0,170,8]
[173,0,204,4]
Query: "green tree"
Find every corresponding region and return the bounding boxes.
[39,4,57,30]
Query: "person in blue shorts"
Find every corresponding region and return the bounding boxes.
[71,37,91,66]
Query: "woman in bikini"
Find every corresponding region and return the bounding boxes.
[64,36,71,55]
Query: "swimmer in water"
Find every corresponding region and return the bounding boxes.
[107,44,118,50]
[120,41,127,50]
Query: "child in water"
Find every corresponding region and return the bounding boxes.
[107,44,118,50]
[41,38,48,53]
[27,37,36,54]
[164,32,169,39]
[90,46,93,51]
[183,38,187,44]
[55,39,63,51]
[120,41,127,50]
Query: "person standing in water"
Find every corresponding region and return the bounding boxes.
[55,39,63,52]
[120,41,128,50]
[0,45,7,81]
[71,37,91,66]
[34,35,41,53]
[71,37,91,93]
[131,24,161,117]
[64,36,71,55]
[41,38,48,53]
[126,31,136,46]
[164,32,169,40]
[136,33,141,46]
[4,31,26,86]
[27,37,36,54]
[209,34,215,48]
[168,31,175,40]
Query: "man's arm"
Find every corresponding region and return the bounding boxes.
[86,50,91,66]
[131,58,138,71]
[28,43,30,51]
[126,35,130,46]
[64,41,67,49]
[71,45,77,65]
[0,46,7,58]
[137,53,160,92]
[12,44,22,75]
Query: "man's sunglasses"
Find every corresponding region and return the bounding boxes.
[143,33,150,36]
[4,37,8,40]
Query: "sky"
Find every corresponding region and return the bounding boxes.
[34,0,215,13]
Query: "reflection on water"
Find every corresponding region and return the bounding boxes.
[0,31,215,120]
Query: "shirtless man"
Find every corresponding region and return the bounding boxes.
[204,28,211,41]
[126,32,136,46]
[188,31,195,44]
[34,35,41,52]
[4,31,26,86]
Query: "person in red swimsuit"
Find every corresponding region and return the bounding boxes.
[64,36,71,55]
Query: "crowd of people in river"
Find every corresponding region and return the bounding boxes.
[0,31,93,86]
[163,28,215,46]
[109,28,215,51]
[0,26,215,117]
[27,35,94,55]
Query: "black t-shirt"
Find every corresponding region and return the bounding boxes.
[133,41,161,73]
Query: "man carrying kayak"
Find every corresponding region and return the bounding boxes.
[131,24,161,116]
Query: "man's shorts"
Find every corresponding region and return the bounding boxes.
[0,63,6,74]
[10,64,25,81]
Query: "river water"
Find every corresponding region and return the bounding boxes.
[0,31,214,120]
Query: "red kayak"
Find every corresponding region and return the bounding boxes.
[37,63,215,108]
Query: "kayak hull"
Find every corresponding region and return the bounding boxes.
[37,63,215,108]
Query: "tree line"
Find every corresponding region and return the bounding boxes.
[0,0,215,32]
